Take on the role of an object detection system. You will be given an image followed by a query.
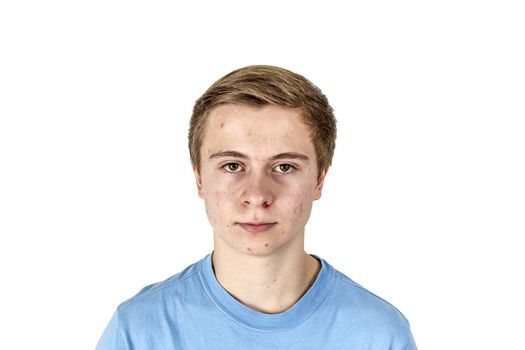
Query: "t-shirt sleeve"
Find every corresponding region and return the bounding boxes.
[402,326,418,350]
[96,309,129,350]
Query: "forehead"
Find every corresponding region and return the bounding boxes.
[202,104,315,158]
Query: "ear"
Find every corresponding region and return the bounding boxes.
[192,163,205,199]
[313,166,329,201]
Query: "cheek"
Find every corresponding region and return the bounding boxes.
[204,189,236,219]
[203,175,234,199]
[203,173,240,196]
[282,189,312,219]
[294,202,304,216]
[294,198,313,220]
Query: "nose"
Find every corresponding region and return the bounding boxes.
[240,172,274,208]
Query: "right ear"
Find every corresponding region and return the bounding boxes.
[192,163,205,199]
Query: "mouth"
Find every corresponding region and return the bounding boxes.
[238,222,277,233]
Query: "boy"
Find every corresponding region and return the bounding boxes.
[97,65,417,349]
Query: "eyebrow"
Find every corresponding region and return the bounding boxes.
[208,150,310,162]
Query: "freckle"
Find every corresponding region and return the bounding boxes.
[265,243,268,247]
[273,279,277,282]
[247,247,252,252]
[220,122,224,128]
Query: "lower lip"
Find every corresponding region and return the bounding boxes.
[239,223,276,233]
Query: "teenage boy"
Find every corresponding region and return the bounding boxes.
[97,65,417,349]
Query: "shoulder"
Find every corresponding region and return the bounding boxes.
[327,266,413,341]
[96,259,206,349]
[116,259,202,317]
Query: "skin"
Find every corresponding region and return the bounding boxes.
[192,104,329,314]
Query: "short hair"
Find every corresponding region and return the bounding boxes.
[188,65,337,178]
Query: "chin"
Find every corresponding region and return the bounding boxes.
[242,247,278,257]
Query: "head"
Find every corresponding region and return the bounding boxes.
[188,65,337,257]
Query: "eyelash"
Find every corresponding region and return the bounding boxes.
[221,162,297,174]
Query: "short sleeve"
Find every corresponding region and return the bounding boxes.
[96,309,129,350]
[402,327,418,350]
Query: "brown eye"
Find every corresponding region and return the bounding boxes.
[280,164,290,172]
[224,163,240,172]
[275,164,294,173]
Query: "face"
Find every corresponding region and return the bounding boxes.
[193,104,328,257]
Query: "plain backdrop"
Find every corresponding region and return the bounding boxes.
[1,1,524,349]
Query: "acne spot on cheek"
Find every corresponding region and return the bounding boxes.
[220,122,224,128]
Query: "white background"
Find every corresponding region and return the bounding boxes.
[1,1,524,349]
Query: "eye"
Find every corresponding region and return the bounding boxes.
[274,163,295,173]
[223,162,243,173]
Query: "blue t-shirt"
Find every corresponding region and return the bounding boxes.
[97,253,417,349]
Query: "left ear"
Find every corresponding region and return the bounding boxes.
[313,166,329,200]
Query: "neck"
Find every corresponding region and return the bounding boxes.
[211,242,321,314]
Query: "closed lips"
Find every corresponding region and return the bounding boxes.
[238,222,277,232]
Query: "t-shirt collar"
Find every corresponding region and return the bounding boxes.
[198,251,335,331]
